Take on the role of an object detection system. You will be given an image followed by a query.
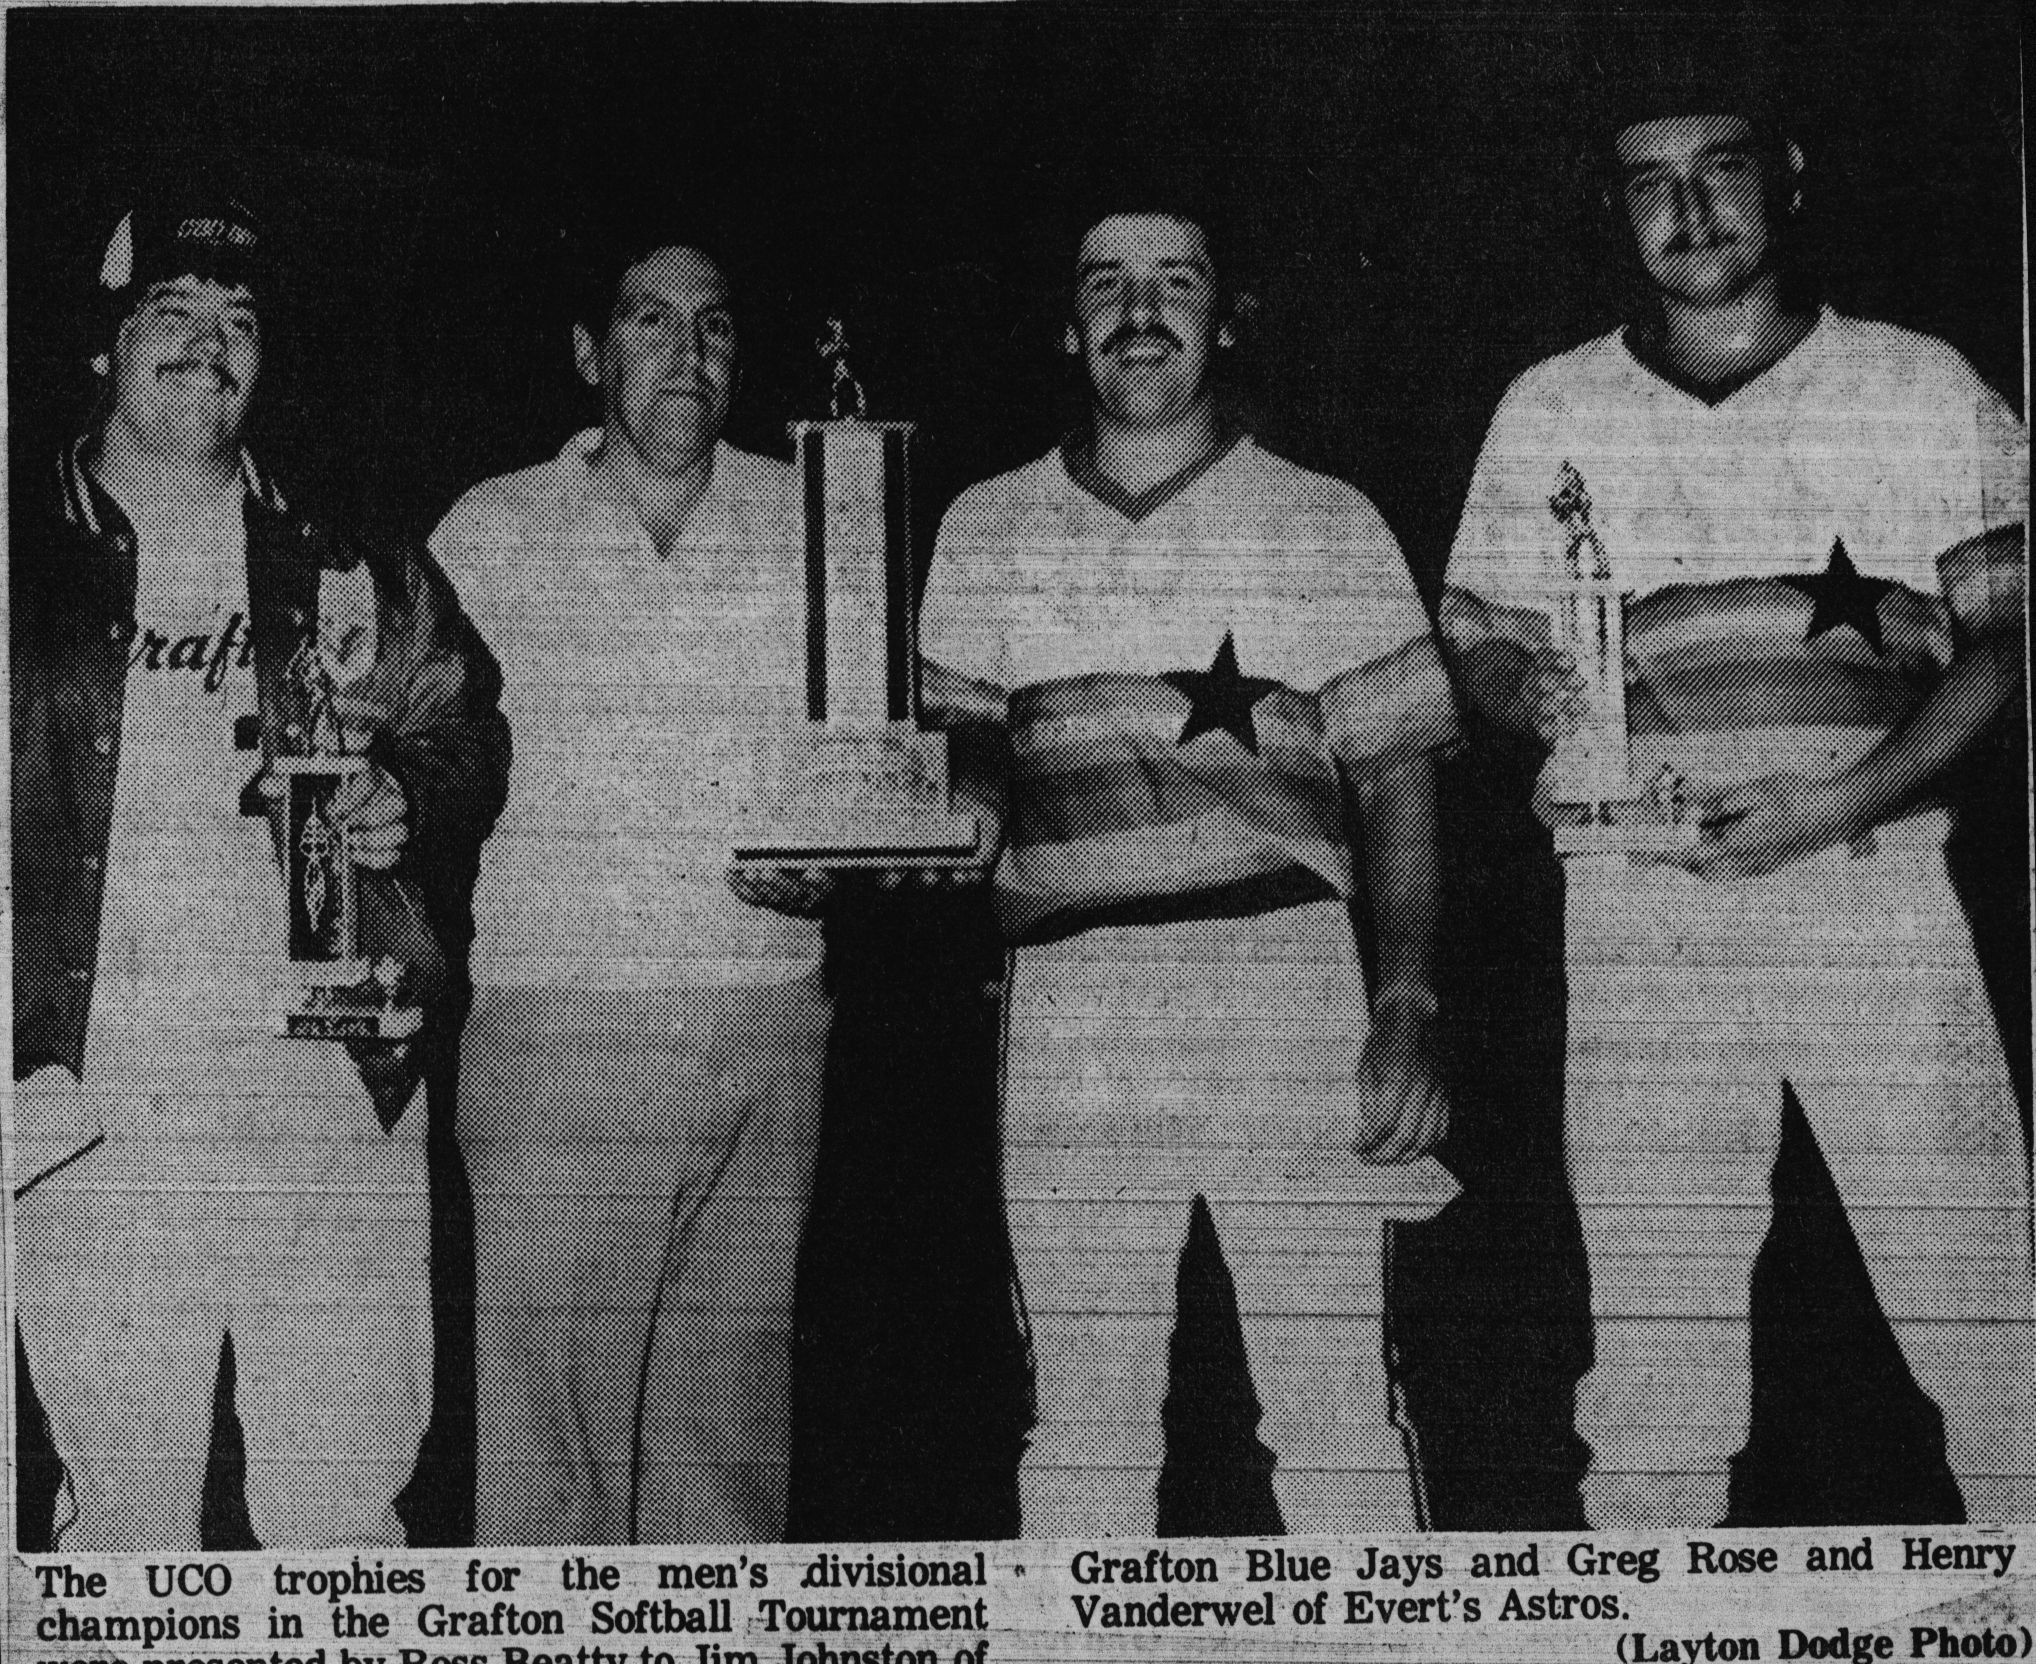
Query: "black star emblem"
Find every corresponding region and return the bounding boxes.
[1776,537,1898,655]
[1161,632,1281,755]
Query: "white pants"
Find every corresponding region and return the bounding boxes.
[458,976,828,1546]
[13,1030,431,1551]
[1565,826,2035,1527]
[1002,905,1460,1538]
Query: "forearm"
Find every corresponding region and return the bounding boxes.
[1822,523,2022,834]
[1830,625,2023,836]
[1353,750,1442,999]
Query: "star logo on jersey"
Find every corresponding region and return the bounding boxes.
[1162,632,1280,755]
[1776,538,1898,656]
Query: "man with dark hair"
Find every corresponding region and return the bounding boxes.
[1442,48,2031,1525]
[11,196,507,1548]
[431,224,825,1544]
[917,191,1462,1535]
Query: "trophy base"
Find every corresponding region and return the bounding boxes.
[729,812,984,871]
[731,724,985,871]
[1552,810,1702,860]
[273,983,424,1042]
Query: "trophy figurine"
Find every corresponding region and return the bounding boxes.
[728,322,981,871]
[270,638,423,1039]
[1543,461,1697,858]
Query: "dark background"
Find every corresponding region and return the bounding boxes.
[9,2,2026,1543]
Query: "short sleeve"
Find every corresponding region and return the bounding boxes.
[1304,491,1437,668]
[427,491,489,599]
[1307,489,1460,759]
[427,486,530,651]
[1444,375,1555,612]
[1976,378,2029,533]
[919,488,1012,689]
[1931,379,2029,636]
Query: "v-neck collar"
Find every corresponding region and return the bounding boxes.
[1060,424,1245,523]
[1621,306,1826,409]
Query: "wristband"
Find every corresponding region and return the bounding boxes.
[1371,979,1440,1022]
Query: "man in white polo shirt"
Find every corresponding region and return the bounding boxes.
[431,222,823,1544]
[1442,51,2031,1526]
[919,190,1463,1536]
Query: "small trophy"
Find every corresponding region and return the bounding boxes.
[728,322,981,871]
[271,639,422,1039]
[1543,461,1697,858]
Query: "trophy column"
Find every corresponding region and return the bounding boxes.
[800,420,917,729]
[1544,461,1697,858]
[729,402,980,870]
[270,641,422,1039]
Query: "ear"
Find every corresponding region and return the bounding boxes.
[572,324,601,389]
[1063,322,1081,356]
[1783,138,1806,216]
[1216,318,1237,350]
[91,352,112,378]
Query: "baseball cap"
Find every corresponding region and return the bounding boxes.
[96,195,269,327]
[1587,15,1789,145]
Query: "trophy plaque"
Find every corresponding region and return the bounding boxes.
[1543,462,1698,859]
[728,323,981,871]
[271,641,422,1039]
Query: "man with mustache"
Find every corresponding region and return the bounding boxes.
[1442,44,2031,1526]
[11,195,508,1548]
[917,189,1463,1535]
[431,220,828,1544]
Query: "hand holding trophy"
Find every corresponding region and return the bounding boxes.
[728,320,985,907]
[270,633,424,1039]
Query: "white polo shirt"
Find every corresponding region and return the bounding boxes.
[432,431,822,990]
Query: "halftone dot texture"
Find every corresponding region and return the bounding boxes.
[1567,839,2034,1527]
[458,980,826,1546]
[427,428,832,1546]
[1445,311,2033,1526]
[1004,913,1459,1538]
[12,477,430,1551]
[921,431,1462,1534]
[13,1034,432,1552]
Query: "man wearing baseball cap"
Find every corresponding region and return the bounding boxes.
[1442,29,2030,1525]
[11,192,508,1548]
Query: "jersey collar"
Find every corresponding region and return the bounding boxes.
[563,427,734,556]
[1060,422,1246,523]
[1620,305,1829,409]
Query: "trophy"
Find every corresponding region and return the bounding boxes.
[728,322,982,870]
[1543,461,1697,858]
[270,638,422,1039]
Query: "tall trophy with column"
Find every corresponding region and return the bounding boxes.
[270,634,423,1038]
[1542,460,1698,857]
[729,320,982,871]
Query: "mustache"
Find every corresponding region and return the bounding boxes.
[1661,230,1735,256]
[159,358,239,391]
[1099,323,1185,356]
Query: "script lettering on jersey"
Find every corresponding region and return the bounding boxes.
[112,605,372,695]
[113,611,257,693]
